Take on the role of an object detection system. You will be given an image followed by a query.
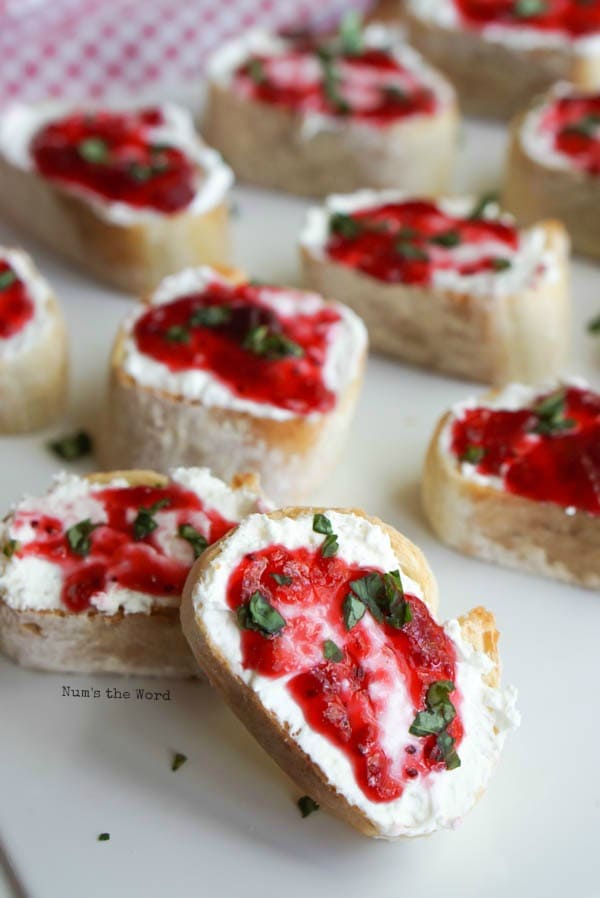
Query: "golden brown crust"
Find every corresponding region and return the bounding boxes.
[503,105,600,260]
[180,507,501,837]
[301,218,570,385]
[0,155,232,293]
[422,409,600,589]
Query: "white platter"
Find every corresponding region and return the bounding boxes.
[1,113,600,898]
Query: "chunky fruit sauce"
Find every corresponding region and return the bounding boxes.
[326,198,518,285]
[31,108,197,213]
[451,385,600,514]
[0,260,34,340]
[454,0,600,37]
[537,93,600,175]
[234,42,438,124]
[227,543,463,802]
[134,280,341,415]
[13,482,233,612]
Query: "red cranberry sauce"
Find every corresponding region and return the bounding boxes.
[31,108,197,213]
[537,93,600,175]
[14,482,235,612]
[133,280,341,415]
[0,259,34,340]
[326,199,518,285]
[227,544,463,802]
[454,0,600,37]
[234,40,438,124]
[451,385,600,514]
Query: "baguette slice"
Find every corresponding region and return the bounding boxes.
[301,191,570,385]
[99,266,368,504]
[503,85,600,260]
[0,247,68,433]
[181,507,518,838]
[404,1,600,118]
[0,103,233,294]
[202,23,458,197]
[423,381,600,588]
[0,467,266,676]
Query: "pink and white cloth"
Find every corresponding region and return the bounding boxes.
[0,0,374,106]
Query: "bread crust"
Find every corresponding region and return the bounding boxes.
[0,468,260,676]
[202,81,458,197]
[423,411,600,589]
[99,316,366,505]
[0,155,231,294]
[503,108,600,260]
[0,290,68,433]
[405,8,600,118]
[301,220,570,386]
[180,507,501,837]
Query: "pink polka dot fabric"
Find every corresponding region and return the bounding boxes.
[0,0,374,106]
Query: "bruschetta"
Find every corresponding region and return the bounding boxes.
[405,0,600,118]
[300,190,570,385]
[0,246,67,433]
[99,266,367,504]
[503,83,600,259]
[0,467,266,676]
[181,506,519,838]
[202,20,458,196]
[423,379,600,588]
[0,103,233,293]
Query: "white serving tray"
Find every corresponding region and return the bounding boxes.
[1,114,599,898]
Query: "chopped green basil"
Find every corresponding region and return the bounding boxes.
[588,313,600,334]
[469,192,498,220]
[271,572,293,585]
[178,523,208,559]
[312,514,333,535]
[297,795,320,817]
[382,85,407,103]
[338,10,363,55]
[133,498,171,540]
[3,539,19,559]
[531,388,576,436]
[312,513,339,556]
[431,229,461,248]
[243,325,304,360]
[248,58,266,84]
[97,833,110,842]
[323,638,344,662]
[66,519,100,556]
[514,0,547,16]
[342,592,367,630]
[165,325,190,343]
[237,590,286,636]
[171,752,187,771]
[561,113,600,138]
[459,445,484,465]
[491,257,512,271]
[329,212,362,239]
[189,305,232,328]
[320,56,350,114]
[409,680,460,770]
[396,242,429,261]
[48,430,93,461]
[349,570,412,630]
[0,269,17,290]
[78,137,109,164]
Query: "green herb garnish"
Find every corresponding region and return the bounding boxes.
[469,192,498,220]
[459,445,484,464]
[297,795,320,817]
[323,638,344,662]
[48,430,93,461]
[0,269,17,290]
[320,56,350,114]
[409,680,461,770]
[97,833,110,842]
[271,572,293,585]
[514,0,547,16]
[382,85,407,104]
[431,229,461,248]
[78,137,109,164]
[561,113,600,138]
[312,513,339,556]
[531,388,576,435]
[396,242,429,261]
[237,590,286,636]
[491,257,512,271]
[165,325,190,343]
[243,325,304,360]
[587,313,600,334]
[348,570,412,629]
[189,305,232,328]
[171,752,187,771]
[329,212,362,239]
[342,592,366,630]
[133,498,171,540]
[66,519,100,556]
[339,10,363,56]
[178,523,208,559]
[248,58,266,84]
[3,539,19,559]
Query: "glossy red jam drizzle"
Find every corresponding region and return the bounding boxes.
[134,280,340,415]
[451,386,600,514]
[227,544,462,802]
[234,44,437,124]
[538,94,600,175]
[326,199,518,285]
[0,261,34,339]
[455,0,600,36]
[15,483,234,612]
[31,108,197,213]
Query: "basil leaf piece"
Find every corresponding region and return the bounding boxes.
[514,0,547,16]
[237,590,286,636]
[243,325,304,360]
[350,572,385,623]
[248,58,266,84]
[491,257,512,271]
[349,570,411,630]
[298,795,320,817]
[409,709,447,737]
[396,242,429,261]
[0,269,17,290]
[312,513,333,535]
[408,679,460,770]
[339,10,363,55]
[459,445,484,465]
[382,85,407,104]
[66,519,101,556]
[397,226,417,240]
[189,305,231,328]
[178,523,208,559]
[436,731,461,769]
[329,212,362,239]
[48,430,93,461]
[587,313,600,334]
[321,532,339,557]
[78,137,109,164]
[129,162,153,182]
[3,539,19,559]
[431,229,461,248]
[133,498,171,541]
[271,572,293,585]
[342,592,366,630]
[97,833,110,842]
[320,56,350,114]
[165,325,190,343]
[323,638,344,662]
[531,388,576,436]
[171,752,187,771]
[469,191,498,220]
